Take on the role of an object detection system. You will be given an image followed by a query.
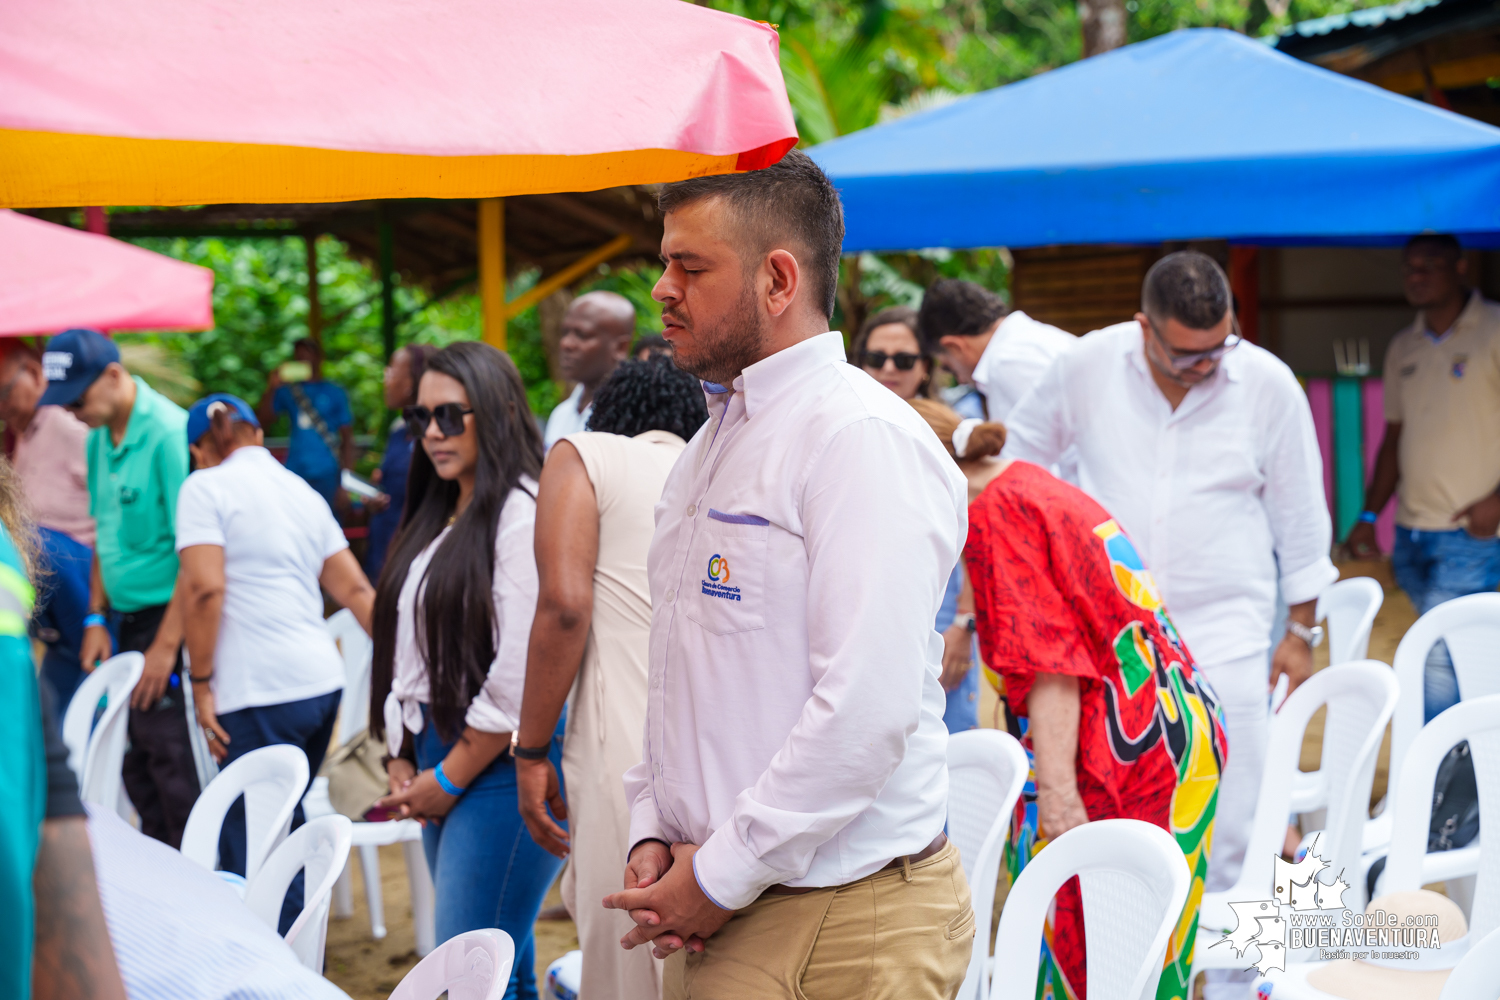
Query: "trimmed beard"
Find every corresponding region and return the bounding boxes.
[667,282,767,387]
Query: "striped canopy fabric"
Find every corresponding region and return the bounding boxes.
[0,0,798,207]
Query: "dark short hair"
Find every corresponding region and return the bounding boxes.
[1141,251,1231,331]
[1405,234,1463,261]
[587,357,709,440]
[292,337,324,361]
[915,280,1007,352]
[632,334,672,359]
[657,148,845,319]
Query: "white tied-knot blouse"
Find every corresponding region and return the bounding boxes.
[383,479,539,758]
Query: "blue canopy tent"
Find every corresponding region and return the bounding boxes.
[808,28,1500,251]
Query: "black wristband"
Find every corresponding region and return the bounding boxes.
[511,743,551,761]
[189,671,214,683]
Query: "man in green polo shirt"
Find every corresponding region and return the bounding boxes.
[42,329,200,848]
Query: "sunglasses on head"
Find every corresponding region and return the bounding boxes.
[862,350,922,372]
[403,403,473,439]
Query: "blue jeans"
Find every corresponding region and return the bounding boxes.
[217,689,342,934]
[1392,527,1500,722]
[414,707,566,1000]
[34,526,94,721]
[944,663,980,733]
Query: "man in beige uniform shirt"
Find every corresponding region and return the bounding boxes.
[1348,234,1500,722]
[517,358,710,999]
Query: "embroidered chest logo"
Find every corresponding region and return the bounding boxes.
[701,553,741,601]
[1452,354,1469,379]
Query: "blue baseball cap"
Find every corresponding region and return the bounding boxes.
[186,393,260,446]
[39,329,120,408]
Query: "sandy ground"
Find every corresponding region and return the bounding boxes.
[324,560,1414,999]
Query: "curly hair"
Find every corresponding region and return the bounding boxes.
[586,358,709,440]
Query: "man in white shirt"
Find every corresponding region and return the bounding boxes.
[542,292,635,451]
[600,149,973,999]
[917,278,1076,419]
[1003,253,1336,997]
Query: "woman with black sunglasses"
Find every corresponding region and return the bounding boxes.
[851,305,935,400]
[369,341,563,999]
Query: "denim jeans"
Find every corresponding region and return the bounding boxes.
[217,689,342,934]
[414,707,566,1000]
[1392,527,1500,722]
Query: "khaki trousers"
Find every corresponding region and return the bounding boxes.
[664,840,974,1000]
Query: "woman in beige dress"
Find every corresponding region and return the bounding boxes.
[515,357,709,1000]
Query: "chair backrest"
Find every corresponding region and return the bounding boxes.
[1202,661,1398,929]
[180,744,309,883]
[325,608,372,745]
[62,653,144,809]
[992,819,1190,1000]
[1383,694,1500,941]
[1316,576,1383,666]
[244,814,352,971]
[947,729,1030,1000]
[1391,593,1500,793]
[1440,924,1500,1000]
[389,928,515,1000]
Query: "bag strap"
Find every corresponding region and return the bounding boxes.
[288,382,343,461]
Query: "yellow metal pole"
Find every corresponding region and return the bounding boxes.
[479,198,505,350]
[504,233,633,320]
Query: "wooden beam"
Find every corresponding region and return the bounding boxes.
[505,234,633,320]
[479,198,506,350]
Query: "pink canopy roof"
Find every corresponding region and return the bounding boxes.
[0,211,214,334]
[0,0,798,207]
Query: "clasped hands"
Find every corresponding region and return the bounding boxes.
[602,840,733,960]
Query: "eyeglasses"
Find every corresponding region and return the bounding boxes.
[1145,316,1241,371]
[403,403,473,439]
[862,351,923,372]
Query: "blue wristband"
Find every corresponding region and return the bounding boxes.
[433,760,466,797]
[1357,510,1379,524]
[83,613,107,629]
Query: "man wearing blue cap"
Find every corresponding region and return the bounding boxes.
[42,329,200,847]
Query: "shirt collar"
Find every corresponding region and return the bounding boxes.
[715,331,846,421]
[1420,290,1481,343]
[113,377,157,456]
[221,444,271,468]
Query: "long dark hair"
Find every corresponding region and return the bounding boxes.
[370,342,543,743]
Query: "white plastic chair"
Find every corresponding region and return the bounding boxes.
[314,610,436,955]
[1265,695,1500,1000]
[244,813,353,971]
[992,819,1190,1000]
[179,744,309,883]
[1363,592,1500,859]
[61,652,144,816]
[1288,578,1384,816]
[388,928,514,1000]
[947,729,1030,1000]
[1441,924,1500,1000]
[1198,661,1398,970]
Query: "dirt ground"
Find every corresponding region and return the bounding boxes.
[324,559,1414,999]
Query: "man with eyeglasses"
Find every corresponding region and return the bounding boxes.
[1347,234,1500,723]
[1004,251,1336,998]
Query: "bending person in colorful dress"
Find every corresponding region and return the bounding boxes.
[958,418,1227,1000]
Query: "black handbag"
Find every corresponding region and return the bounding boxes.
[1365,740,1479,899]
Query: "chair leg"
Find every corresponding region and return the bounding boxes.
[357,844,386,940]
[1447,874,1476,919]
[332,859,354,919]
[403,838,436,957]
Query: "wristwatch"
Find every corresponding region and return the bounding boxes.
[953,613,977,634]
[1286,621,1324,649]
[509,730,550,761]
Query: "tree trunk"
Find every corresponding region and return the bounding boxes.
[1079,0,1127,57]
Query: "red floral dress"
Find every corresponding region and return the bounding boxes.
[966,461,1227,1000]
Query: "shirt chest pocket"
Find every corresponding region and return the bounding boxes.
[117,484,154,548]
[683,510,768,636]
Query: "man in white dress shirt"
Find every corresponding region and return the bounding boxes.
[917,278,1077,419]
[1003,252,1336,996]
[601,149,974,999]
[542,292,636,452]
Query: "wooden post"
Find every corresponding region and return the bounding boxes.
[479,199,506,350]
[83,207,108,235]
[379,215,396,361]
[305,232,323,349]
[1228,245,1260,345]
